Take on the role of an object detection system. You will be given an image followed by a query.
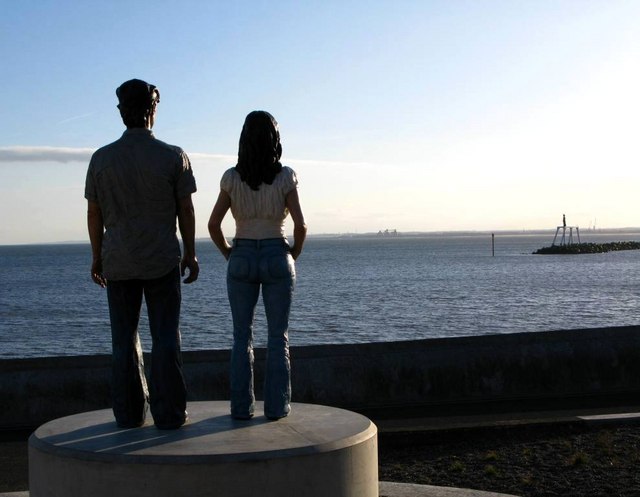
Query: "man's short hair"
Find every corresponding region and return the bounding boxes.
[116,79,160,127]
[116,79,160,111]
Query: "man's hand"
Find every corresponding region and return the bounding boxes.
[91,259,107,288]
[181,255,199,284]
[177,194,198,283]
[87,200,106,288]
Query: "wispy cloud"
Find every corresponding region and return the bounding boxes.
[189,152,236,162]
[0,146,95,163]
[56,113,94,125]
[0,146,378,168]
[191,152,374,168]
[286,157,373,167]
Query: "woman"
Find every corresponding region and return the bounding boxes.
[208,111,307,420]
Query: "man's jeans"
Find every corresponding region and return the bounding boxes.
[106,266,187,428]
[227,238,295,419]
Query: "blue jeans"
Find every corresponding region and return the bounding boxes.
[227,238,296,419]
[106,266,187,428]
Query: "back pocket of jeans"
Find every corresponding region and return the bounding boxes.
[268,255,294,279]
[228,256,250,280]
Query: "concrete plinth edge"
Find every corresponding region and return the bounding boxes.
[1,484,521,497]
[28,401,378,497]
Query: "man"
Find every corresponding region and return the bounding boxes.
[85,79,198,429]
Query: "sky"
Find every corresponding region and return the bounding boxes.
[1,1,639,245]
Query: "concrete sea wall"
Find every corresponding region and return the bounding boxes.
[2,326,640,430]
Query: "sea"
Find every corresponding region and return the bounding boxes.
[1,232,640,359]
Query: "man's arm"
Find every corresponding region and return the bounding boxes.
[177,194,199,283]
[87,200,107,288]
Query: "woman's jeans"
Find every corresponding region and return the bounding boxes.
[227,238,296,419]
[106,266,187,429]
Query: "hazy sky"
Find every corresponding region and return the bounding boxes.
[1,1,639,244]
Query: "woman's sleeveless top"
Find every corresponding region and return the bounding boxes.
[221,166,298,239]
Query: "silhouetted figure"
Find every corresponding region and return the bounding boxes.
[563,214,566,228]
[208,111,307,420]
[85,79,198,429]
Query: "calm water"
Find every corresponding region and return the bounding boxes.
[1,232,639,358]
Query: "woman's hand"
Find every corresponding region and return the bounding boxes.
[289,245,302,261]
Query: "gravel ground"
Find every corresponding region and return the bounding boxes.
[379,423,640,497]
[3,423,640,496]
[0,435,28,493]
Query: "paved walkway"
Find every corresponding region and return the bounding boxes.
[374,405,640,434]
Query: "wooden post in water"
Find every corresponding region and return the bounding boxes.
[492,233,495,257]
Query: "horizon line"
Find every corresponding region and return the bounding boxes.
[2,226,640,247]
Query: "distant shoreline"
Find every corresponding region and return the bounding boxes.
[2,227,640,247]
[304,227,640,239]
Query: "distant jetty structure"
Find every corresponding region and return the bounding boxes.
[534,214,640,254]
[377,228,398,236]
[552,214,581,247]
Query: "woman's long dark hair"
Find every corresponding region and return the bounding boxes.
[235,111,283,190]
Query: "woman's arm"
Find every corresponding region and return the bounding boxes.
[286,189,307,260]
[208,190,233,260]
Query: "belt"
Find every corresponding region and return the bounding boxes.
[233,238,288,248]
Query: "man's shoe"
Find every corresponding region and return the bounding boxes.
[231,413,254,420]
[265,412,289,421]
[155,412,188,430]
[116,419,145,429]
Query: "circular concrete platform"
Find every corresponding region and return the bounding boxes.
[28,401,378,497]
